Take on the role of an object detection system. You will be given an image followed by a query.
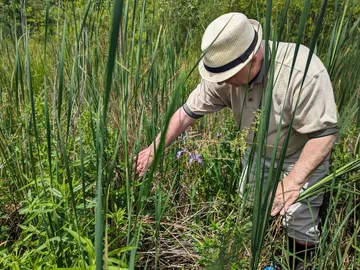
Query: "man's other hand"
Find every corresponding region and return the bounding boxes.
[270,178,302,216]
[134,147,154,177]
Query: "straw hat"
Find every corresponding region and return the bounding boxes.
[199,13,262,82]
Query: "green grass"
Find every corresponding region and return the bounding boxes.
[0,0,359,269]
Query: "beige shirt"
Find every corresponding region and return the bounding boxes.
[184,41,338,158]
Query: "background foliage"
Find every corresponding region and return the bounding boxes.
[0,0,359,269]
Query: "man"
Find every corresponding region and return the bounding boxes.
[135,13,338,269]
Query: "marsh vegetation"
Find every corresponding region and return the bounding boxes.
[0,0,359,269]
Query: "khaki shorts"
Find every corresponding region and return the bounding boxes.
[239,147,330,244]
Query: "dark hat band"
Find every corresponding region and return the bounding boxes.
[204,30,258,74]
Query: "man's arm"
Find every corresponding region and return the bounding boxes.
[135,106,197,176]
[271,133,338,216]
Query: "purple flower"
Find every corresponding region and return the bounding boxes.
[216,133,222,138]
[189,153,204,166]
[176,148,186,159]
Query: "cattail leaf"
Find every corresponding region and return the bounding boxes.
[95,1,124,269]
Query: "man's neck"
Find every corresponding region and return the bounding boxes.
[247,56,264,85]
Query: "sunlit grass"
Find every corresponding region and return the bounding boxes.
[0,0,359,269]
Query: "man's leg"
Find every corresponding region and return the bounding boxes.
[281,149,330,268]
[239,147,330,268]
[239,147,257,200]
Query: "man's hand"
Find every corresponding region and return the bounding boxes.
[134,147,154,177]
[270,134,337,216]
[270,177,302,216]
[133,107,197,177]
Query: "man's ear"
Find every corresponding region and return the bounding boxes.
[252,53,260,63]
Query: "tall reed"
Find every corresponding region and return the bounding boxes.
[0,0,358,269]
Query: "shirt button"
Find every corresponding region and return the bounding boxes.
[248,98,253,102]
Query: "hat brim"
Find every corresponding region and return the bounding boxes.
[198,19,263,83]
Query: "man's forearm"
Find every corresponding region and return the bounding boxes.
[286,133,338,186]
[150,107,197,152]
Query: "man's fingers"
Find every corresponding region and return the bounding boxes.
[273,195,297,216]
[280,202,291,215]
[271,201,284,216]
[271,183,300,216]
[279,203,287,215]
[281,195,298,215]
[132,148,155,176]
[271,207,280,216]
[136,159,150,177]
[136,162,145,175]
[270,199,283,216]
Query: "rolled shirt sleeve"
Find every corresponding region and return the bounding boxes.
[184,79,227,119]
